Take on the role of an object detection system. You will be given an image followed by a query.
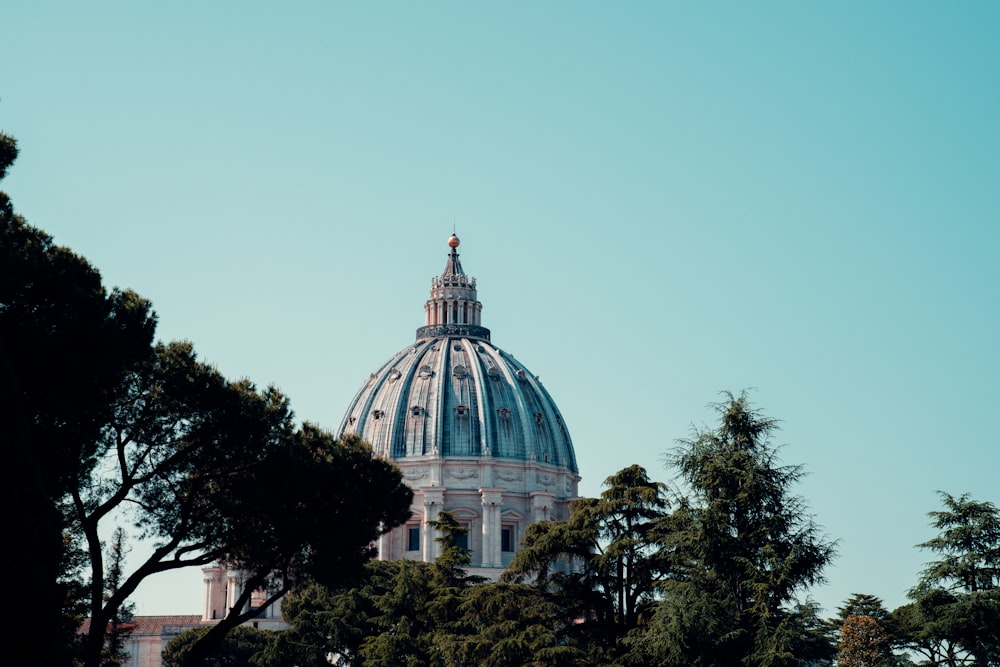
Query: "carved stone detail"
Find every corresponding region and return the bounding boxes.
[446,468,480,481]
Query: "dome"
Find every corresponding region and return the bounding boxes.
[337,236,580,573]
[338,337,577,470]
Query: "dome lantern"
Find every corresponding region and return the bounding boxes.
[416,235,491,342]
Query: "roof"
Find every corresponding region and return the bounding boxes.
[79,615,204,636]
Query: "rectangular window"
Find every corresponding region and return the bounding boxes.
[407,526,420,552]
[455,527,469,551]
[501,527,513,552]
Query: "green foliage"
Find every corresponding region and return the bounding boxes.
[267,558,445,667]
[0,132,17,179]
[900,492,1000,666]
[162,626,275,667]
[263,395,841,667]
[275,560,590,667]
[631,391,836,667]
[435,583,587,667]
[837,594,893,626]
[918,493,1000,594]
[504,464,672,663]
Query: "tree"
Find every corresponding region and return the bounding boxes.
[633,390,836,666]
[66,342,413,667]
[434,583,588,667]
[832,594,899,667]
[261,514,482,667]
[900,492,1000,666]
[102,528,135,667]
[0,135,414,665]
[270,560,440,667]
[837,594,893,627]
[837,615,892,667]
[0,132,157,666]
[162,625,275,667]
[504,464,672,663]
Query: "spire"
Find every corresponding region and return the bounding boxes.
[416,234,491,342]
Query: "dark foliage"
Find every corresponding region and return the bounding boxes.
[630,390,836,666]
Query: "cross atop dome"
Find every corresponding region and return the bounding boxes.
[416,234,491,342]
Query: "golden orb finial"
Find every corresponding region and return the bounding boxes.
[448,234,460,249]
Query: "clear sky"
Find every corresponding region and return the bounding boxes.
[4,2,999,618]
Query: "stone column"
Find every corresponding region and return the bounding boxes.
[423,488,445,562]
[377,531,389,561]
[530,492,554,523]
[202,570,214,621]
[480,488,503,568]
[226,569,242,614]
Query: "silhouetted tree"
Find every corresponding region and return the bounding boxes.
[0,132,156,667]
[102,528,135,667]
[0,135,413,666]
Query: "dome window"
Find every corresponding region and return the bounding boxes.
[455,404,468,416]
[453,365,468,378]
[348,416,356,425]
[487,367,502,380]
[498,407,511,419]
[372,409,384,420]
[418,365,434,379]
[410,406,424,417]
[534,412,544,424]
[453,344,463,352]
[388,369,402,382]
[516,370,527,381]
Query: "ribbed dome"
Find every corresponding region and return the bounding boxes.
[338,336,577,472]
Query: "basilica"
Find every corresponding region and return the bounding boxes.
[124,234,581,665]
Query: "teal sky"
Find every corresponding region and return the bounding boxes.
[4,2,998,618]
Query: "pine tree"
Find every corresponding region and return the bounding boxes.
[635,390,836,666]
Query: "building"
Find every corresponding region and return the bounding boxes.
[337,234,580,576]
[120,233,580,663]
